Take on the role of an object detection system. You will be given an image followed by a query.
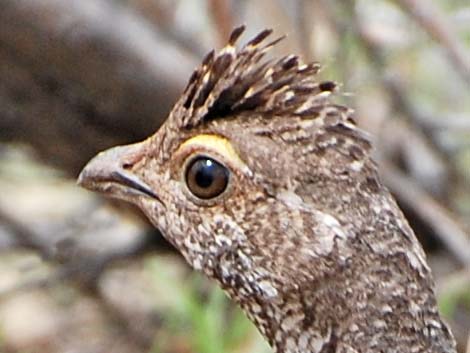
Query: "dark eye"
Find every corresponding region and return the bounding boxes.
[185,156,229,199]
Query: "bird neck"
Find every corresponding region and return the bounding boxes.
[216,246,456,353]
[209,207,457,353]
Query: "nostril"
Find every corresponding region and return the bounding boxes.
[122,162,133,169]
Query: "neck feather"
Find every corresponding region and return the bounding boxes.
[209,199,457,353]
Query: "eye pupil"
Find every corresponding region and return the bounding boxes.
[186,157,229,199]
[194,159,215,188]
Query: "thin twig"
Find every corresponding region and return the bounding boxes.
[393,0,470,86]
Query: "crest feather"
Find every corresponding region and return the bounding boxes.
[171,27,356,132]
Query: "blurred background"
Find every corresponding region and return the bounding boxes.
[0,0,469,352]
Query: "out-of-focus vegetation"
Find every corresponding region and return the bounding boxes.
[146,257,270,353]
[0,0,469,353]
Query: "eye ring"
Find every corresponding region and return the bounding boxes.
[184,155,230,200]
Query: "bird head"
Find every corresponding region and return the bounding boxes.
[78,27,455,352]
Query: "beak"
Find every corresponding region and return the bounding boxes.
[77,143,161,202]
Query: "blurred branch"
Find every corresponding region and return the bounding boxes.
[293,0,314,60]
[0,207,55,259]
[334,1,467,138]
[331,1,470,194]
[323,1,470,266]
[0,256,155,350]
[209,0,234,46]
[129,0,207,56]
[381,162,470,267]
[0,0,198,175]
[0,207,165,350]
[422,113,470,132]
[393,0,470,87]
[0,206,160,295]
[381,118,450,197]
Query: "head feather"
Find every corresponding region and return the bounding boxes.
[170,27,360,139]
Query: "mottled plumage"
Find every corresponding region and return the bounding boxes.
[78,27,456,353]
